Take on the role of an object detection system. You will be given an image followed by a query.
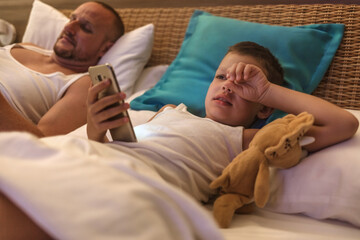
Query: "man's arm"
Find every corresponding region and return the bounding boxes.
[0,76,90,137]
[37,76,91,136]
[0,192,52,239]
[0,93,44,137]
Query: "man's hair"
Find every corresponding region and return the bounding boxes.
[227,41,284,86]
[94,1,125,42]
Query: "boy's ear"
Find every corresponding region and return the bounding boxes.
[257,106,274,119]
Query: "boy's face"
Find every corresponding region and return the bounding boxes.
[205,52,265,127]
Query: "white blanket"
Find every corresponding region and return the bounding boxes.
[0,132,223,240]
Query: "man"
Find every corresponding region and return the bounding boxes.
[0,1,124,137]
[0,3,125,238]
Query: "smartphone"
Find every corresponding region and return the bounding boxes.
[88,63,137,142]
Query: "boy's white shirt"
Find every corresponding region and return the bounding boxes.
[109,103,244,202]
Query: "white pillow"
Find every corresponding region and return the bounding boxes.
[22,0,68,49]
[266,109,360,227]
[98,24,154,97]
[131,65,168,94]
[22,0,154,96]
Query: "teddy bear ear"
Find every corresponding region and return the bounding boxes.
[300,136,315,146]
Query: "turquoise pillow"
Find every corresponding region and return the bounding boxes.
[131,10,344,121]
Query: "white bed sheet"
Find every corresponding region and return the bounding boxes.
[1,127,359,240]
[3,120,359,240]
[220,208,360,240]
[0,132,223,240]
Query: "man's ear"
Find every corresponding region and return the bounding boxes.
[257,106,274,119]
[99,41,114,57]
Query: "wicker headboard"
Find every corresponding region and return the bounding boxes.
[63,4,360,110]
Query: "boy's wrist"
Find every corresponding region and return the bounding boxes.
[258,82,273,105]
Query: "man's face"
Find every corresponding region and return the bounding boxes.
[53,2,115,63]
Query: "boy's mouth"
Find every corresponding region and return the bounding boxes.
[213,96,232,106]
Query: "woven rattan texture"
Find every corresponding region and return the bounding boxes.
[62,4,360,109]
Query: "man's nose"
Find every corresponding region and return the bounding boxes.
[64,20,79,34]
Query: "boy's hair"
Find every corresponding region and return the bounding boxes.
[227,41,284,86]
[94,1,125,42]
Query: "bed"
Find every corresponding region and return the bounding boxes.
[0,0,360,239]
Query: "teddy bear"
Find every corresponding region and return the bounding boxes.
[209,112,314,228]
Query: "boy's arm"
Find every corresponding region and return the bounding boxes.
[259,83,358,152]
[228,62,358,152]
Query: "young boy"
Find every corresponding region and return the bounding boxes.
[87,41,358,152]
[85,40,358,204]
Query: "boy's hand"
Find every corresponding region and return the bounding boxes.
[226,62,271,103]
[86,79,130,142]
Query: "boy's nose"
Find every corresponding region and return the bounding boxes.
[222,85,232,94]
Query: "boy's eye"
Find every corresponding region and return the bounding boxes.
[216,74,227,80]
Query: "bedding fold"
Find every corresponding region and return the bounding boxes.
[0,132,224,240]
